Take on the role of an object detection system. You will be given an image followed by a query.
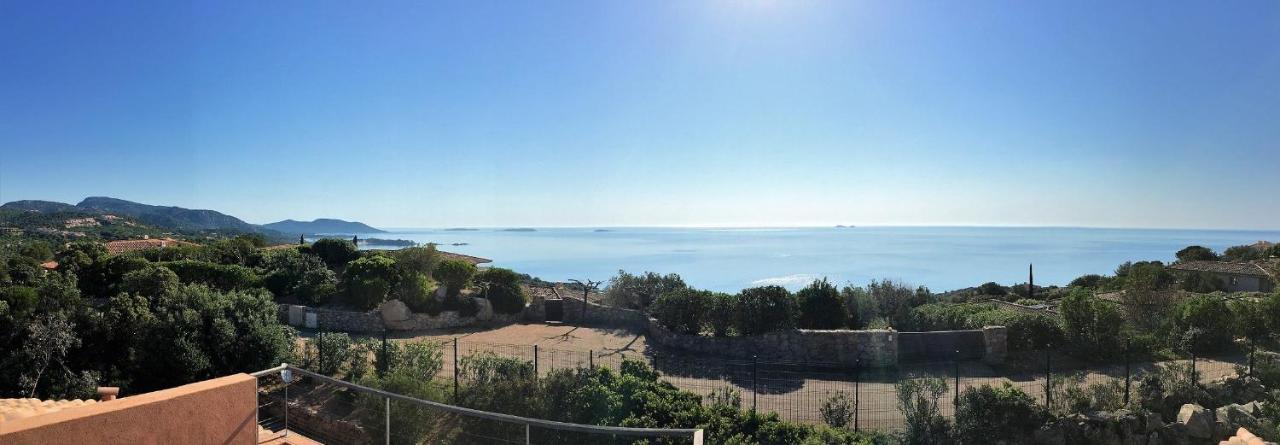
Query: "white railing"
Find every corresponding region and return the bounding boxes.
[252,363,704,445]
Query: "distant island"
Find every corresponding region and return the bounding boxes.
[444,228,478,231]
[264,218,385,235]
[594,229,613,232]
[359,237,415,247]
[501,228,537,232]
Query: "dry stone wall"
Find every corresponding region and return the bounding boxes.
[646,321,900,367]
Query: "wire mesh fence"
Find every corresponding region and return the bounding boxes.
[298,334,1267,436]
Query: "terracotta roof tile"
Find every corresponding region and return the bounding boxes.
[1169,261,1271,277]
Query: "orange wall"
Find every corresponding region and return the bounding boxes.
[0,374,258,445]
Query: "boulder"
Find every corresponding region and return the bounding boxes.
[379,299,411,325]
[1176,404,1213,439]
[474,297,494,321]
[1216,403,1265,435]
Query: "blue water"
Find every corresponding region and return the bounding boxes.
[355,227,1280,293]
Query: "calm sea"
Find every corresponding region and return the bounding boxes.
[350,227,1280,293]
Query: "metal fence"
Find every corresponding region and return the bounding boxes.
[253,364,705,445]
[298,334,1269,434]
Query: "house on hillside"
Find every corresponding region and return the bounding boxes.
[1169,261,1275,293]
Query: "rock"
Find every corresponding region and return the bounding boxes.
[1176,404,1213,439]
[1144,411,1165,433]
[1159,422,1191,445]
[1033,425,1066,445]
[379,299,411,326]
[1216,403,1264,434]
[473,297,493,321]
[1242,400,1265,416]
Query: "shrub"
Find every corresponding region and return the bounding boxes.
[735,285,798,335]
[160,260,261,291]
[294,268,338,305]
[473,267,527,314]
[309,238,359,268]
[603,270,687,310]
[955,383,1046,445]
[395,272,437,312]
[797,278,847,329]
[842,285,878,329]
[433,259,475,298]
[1179,271,1226,293]
[1223,245,1264,262]
[1048,373,1125,415]
[896,377,954,445]
[1138,362,1211,420]
[390,245,440,277]
[820,391,856,429]
[707,292,736,337]
[344,255,401,310]
[1173,295,1235,354]
[649,288,714,334]
[1059,288,1124,360]
[310,332,354,376]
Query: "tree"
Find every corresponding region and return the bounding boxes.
[796,278,847,329]
[394,272,437,312]
[344,255,401,310]
[18,241,54,262]
[119,265,180,299]
[309,238,359,268]
[1176,245,1218,262]
[841,285,878,329]
[1068,274,1105,289]
[603,270,687,310]
[735,285,798,335]
[1179,271,1225,293]
[18,313,86,398]
[976,282,1007,297]
[261,249,332,303]
[1223,245,1264,262]
[433,259,476,298]
[473,267,527,314]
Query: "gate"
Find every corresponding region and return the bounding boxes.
[544,298,564,323]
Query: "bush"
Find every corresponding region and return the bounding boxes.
[649,288,715,334]
[1138,362,1211,420]
[433,259,475,298]
[1173,295,1235,354]
[260,249,332,302]
[820,391,856,429]
[309,238,359,268]
[842,285,878,329]
[707,292,736,337]
[797,278,847,329]
[344,255,401,310]
[1223,245,1264,262]
[1049,373,1125,415]
[1068,274,1104,289]
[735,285,798,335]
[310,332,354,376]
[395,272,437,313]
[603,270,687,310]
[294,268,338,305]
[473,268,527,314]
[390,245,440,277]
[955,383,1046,445]
[1059,288,1124,360]
[896,377,954,445]
[1179,271,1225,293]
[160,260,261,291]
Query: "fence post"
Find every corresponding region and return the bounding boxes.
[588,350,594,369]
[380,329,388,377]
[953,350,960,408]
[1190,351,1197,387]
[385,396,390,445]
[317,330,324,375]
[1250,338,1256,377]
[752,355,759,414]
[854,357,861,432]
[458,340,463,401]
[1044,350,1052,410]
[283,376,289,437]
[534,345,540,377]
[651,352,658,371]
[1123,338,1131,405]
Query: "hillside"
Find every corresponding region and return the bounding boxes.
[0,200,80,213]
[262,218,385,235]
[76,196,261,232]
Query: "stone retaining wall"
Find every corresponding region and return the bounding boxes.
[279,298,523,333]
[523,298,648,330]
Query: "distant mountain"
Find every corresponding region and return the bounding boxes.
[262,218,385,235]
[0,200,81,213]
[76,196,261,232]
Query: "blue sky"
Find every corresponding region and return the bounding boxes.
[2,1,1278,229]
